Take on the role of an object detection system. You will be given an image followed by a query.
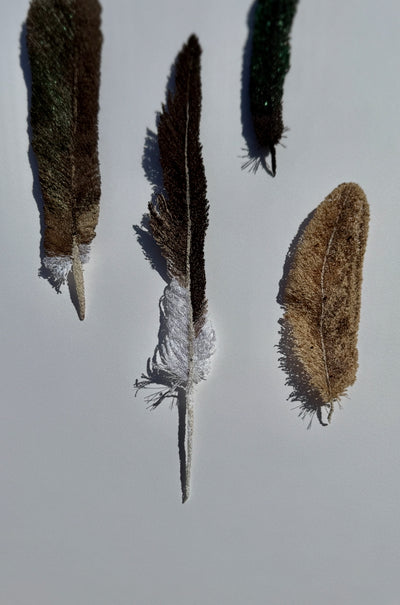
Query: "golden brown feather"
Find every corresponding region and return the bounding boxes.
[282,183,369,423]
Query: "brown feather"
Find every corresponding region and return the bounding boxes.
[282,183,369,422]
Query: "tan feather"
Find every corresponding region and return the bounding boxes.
[281,183,369,424]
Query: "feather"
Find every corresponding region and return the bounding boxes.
[135,35,215,502]
[280,183,369,425]
[247,0,298,175]
[26,0,102,320]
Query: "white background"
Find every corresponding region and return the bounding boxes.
[1,1,400,603]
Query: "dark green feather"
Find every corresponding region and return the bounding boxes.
[249,0,298,174]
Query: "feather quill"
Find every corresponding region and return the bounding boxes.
[280,183,369,425]
[136,35,215,502]
[247,0,298,175]
[26,0,102,320]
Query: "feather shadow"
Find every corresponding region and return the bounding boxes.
[19,22,61,291]
[277,208,329,427]
[134,61,180,385]
[133,124,168,281]
[133,210,169,284]
[240,1,275,176]
[133,60,178,282]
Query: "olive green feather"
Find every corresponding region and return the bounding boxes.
[26,0,102,319]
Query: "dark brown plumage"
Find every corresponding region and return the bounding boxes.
[148,34,209,336]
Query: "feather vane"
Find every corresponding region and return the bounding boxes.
[26,0,102,319]
[281,183,369,424]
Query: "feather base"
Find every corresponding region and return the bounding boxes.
[136,279,215,401]
[43,241,90,319]
[135,278,215,501]
[43,243,91,284]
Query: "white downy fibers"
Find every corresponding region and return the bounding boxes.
[43,243,91,285]
[149,278,216,393]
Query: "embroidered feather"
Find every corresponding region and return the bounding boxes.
[135,35,215,503]
[279,183,369,426]
[246,0,298,175]
[26,0,102,320]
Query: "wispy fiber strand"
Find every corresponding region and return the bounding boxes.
[247,0,298,175]
[26,0,102,319]
[136,35,215,503]
[280,183,369,425]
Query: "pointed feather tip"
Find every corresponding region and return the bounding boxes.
[250,113,284,176]
[186,33,201,52]
[72,238,86,321]
[327,402,334,424]
[270,144,276,176]
[43,248,89,320]
[76,298,85,321]
[73,274,86,320]
[317,402,333,426]
[240,147,276,176]
[181,464,191,503]
[177,33,201,64]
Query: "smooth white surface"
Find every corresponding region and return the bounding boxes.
[1,1,400,603]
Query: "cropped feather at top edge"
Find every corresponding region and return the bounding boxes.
[26,0,102,319]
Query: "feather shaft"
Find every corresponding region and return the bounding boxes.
[180,386,194,504]
[72,236,85,321]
